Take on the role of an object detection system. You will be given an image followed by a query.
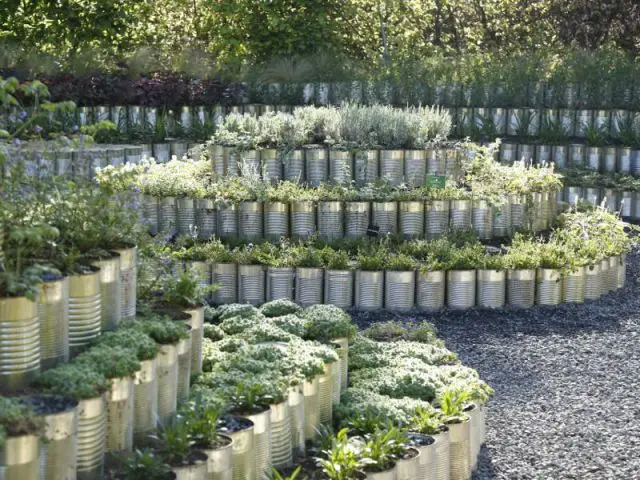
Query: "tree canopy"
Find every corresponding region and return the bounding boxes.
[1,0,638,77]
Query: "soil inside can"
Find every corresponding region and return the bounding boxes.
[71,263,101,275]
[20,394,78,415]
[364,461,397,474]
[218,415,254,434]
[229,404,270,416]
[194,432,232,450]
[39,272,66,283]
[408,432,435,447]
[402,447,420,459]
[151,303,193,321]
[169,449,207,468]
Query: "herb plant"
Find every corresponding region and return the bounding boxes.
[438,387,473,424]
[154,417,196,467]
[228,383,273,414]
[269,466,302,480]
[181,395,226,449]
[410,407,445,435]
[360,427,406,472]
[317,428,365,480]
[113,449,173,480]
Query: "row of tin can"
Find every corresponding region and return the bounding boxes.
[179,255,625,312]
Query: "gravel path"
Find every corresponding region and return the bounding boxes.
[353,251,640,480]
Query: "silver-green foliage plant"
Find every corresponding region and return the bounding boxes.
[238,322,298,344]
[260,299,302,317]
[213,113,261,150]
[219,315,257,335]
[269,314,308,338]
[303,304,357,342]
[203,323,225,342]
[215,303,263,322]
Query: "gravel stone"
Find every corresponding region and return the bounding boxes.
[352,251,640,480]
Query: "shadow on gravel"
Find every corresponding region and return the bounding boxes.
[351,285,636,340]
[352,250,640,342]
[473,446,497,480]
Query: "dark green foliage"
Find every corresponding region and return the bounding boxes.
[111,449,173,480]
[4,0,640,78]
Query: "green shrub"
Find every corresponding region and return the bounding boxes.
[155,416,194,467]
[404,322,439,344]
[307,342,340,365]
[285,341,326,380]
[362,321,408,342]
[355,248,388,271]
[386,341,457,366]
[214,337,250,354]
[438,387,473,424]
[320,246,351,270]
[385,253,418,271]
[198,370,288,410]
[317,428,366,480]
[361,427,409,472]
[410,407,446,435]
[342,407,388,436]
